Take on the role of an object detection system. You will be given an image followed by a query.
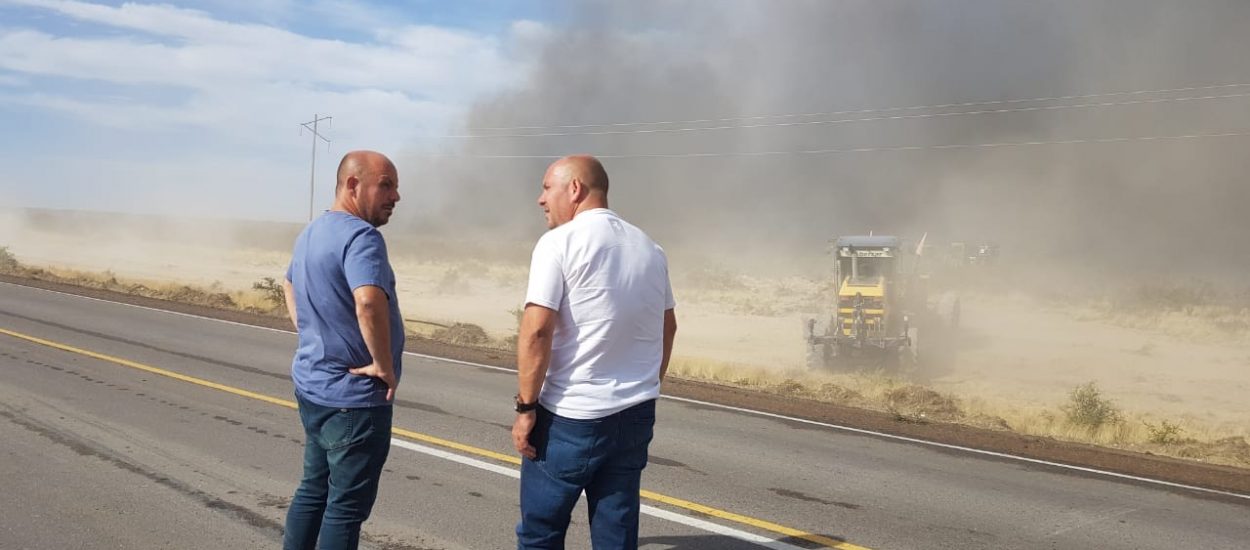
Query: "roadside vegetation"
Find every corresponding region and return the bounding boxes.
[252,276,286,310]
[0,246,18,271]
[2,247,1246,468]
[1,246,271,312]
[665,357,1250,468]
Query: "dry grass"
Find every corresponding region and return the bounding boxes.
[4,248,1248,468]
[0,246,18,271]
[667,355,1250,467]
[2,254,278,314]
[431,322,493,347]
[1,249,522,354]
[668,355,969,420]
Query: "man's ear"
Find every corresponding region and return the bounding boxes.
[569,177,586,203]
[345,175,359,194]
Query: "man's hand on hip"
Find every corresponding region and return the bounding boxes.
[348,362,397,401]
[512,412,537,459]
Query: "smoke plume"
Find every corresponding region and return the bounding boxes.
[397,0,1250,280]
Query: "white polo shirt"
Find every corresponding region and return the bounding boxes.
[525,208,676,419]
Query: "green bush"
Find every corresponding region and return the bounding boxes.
[252,277,286,309]
[1063,382,1122,429]
[0,246,18,272]
[1144,420,1185,444]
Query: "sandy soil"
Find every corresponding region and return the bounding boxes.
[949,295,1250,433]
[5,224,1248,438]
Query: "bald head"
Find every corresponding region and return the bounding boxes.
[331,150,400,227]
[549,155,609,196]
[538,155,610,229]
[336,150,395,193]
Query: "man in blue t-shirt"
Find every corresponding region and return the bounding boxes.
[280,150,404,550]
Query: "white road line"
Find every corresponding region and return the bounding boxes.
[403,351,513,371]
[639,507,809,550]
[391,438,520,478]
[658,397,1250,501]
[389,438,808,550]
[0,281,295,335]
[6,280,1250,502]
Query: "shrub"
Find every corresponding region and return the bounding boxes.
[0,246,18,272]
[431,323,491,346]
[885,385,962,419]
[252,277,286,309]
[1144,419,1185,444]
[1063,382,1122,429]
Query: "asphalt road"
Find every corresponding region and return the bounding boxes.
[1,280,1247,549]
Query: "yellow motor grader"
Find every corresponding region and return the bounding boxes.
[803,235,959,370]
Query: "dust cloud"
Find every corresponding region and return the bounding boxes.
[377,2,1250,446]
[5,1,1250,456]
[397,0,1250,283]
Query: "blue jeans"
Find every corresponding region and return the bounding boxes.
[517,399,656,550]
[283,396,393,550]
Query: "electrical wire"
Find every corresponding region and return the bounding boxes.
[414,130,1250,160]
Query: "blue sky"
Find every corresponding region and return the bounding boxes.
[0,0,557,221]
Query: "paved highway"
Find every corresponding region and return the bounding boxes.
[1,281,1247,549]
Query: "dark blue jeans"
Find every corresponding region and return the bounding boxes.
[517,399,656,550]
[283,396,393,550]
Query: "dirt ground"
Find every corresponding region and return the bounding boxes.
[5,222,1249,446]
[948,294,1250,434]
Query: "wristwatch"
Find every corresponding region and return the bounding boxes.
[514,394,539,413]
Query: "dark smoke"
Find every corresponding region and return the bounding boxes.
[396,0,1250,280]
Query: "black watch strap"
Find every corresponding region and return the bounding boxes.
[515,394,539,413]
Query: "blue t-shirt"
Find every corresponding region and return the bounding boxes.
[286,211,404,408]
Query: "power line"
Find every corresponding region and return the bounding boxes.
[414,129,1250,160]
[442,91,1250,139]
[462,81,1250,134]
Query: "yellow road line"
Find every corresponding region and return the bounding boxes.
[0,326,868,550]
[640,490,865,549]
[392,427,521,465]
[0,328,297,409]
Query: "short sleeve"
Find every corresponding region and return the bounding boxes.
[660,250,680,310]
[343,229,392,300]
[664,272,676,310]
[525,235,565,311]
[285,261,293,282]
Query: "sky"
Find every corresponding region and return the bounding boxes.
[0,0,555,221]
[4,1,1250,279]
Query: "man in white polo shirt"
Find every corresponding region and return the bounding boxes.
[512,155,677,549]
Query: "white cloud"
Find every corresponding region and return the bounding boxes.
[7,0,282,44]
[510,19,551,44]
[0,0,542,221]
[0,1,528,137]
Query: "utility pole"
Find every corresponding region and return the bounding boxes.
[299,114,332,221]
